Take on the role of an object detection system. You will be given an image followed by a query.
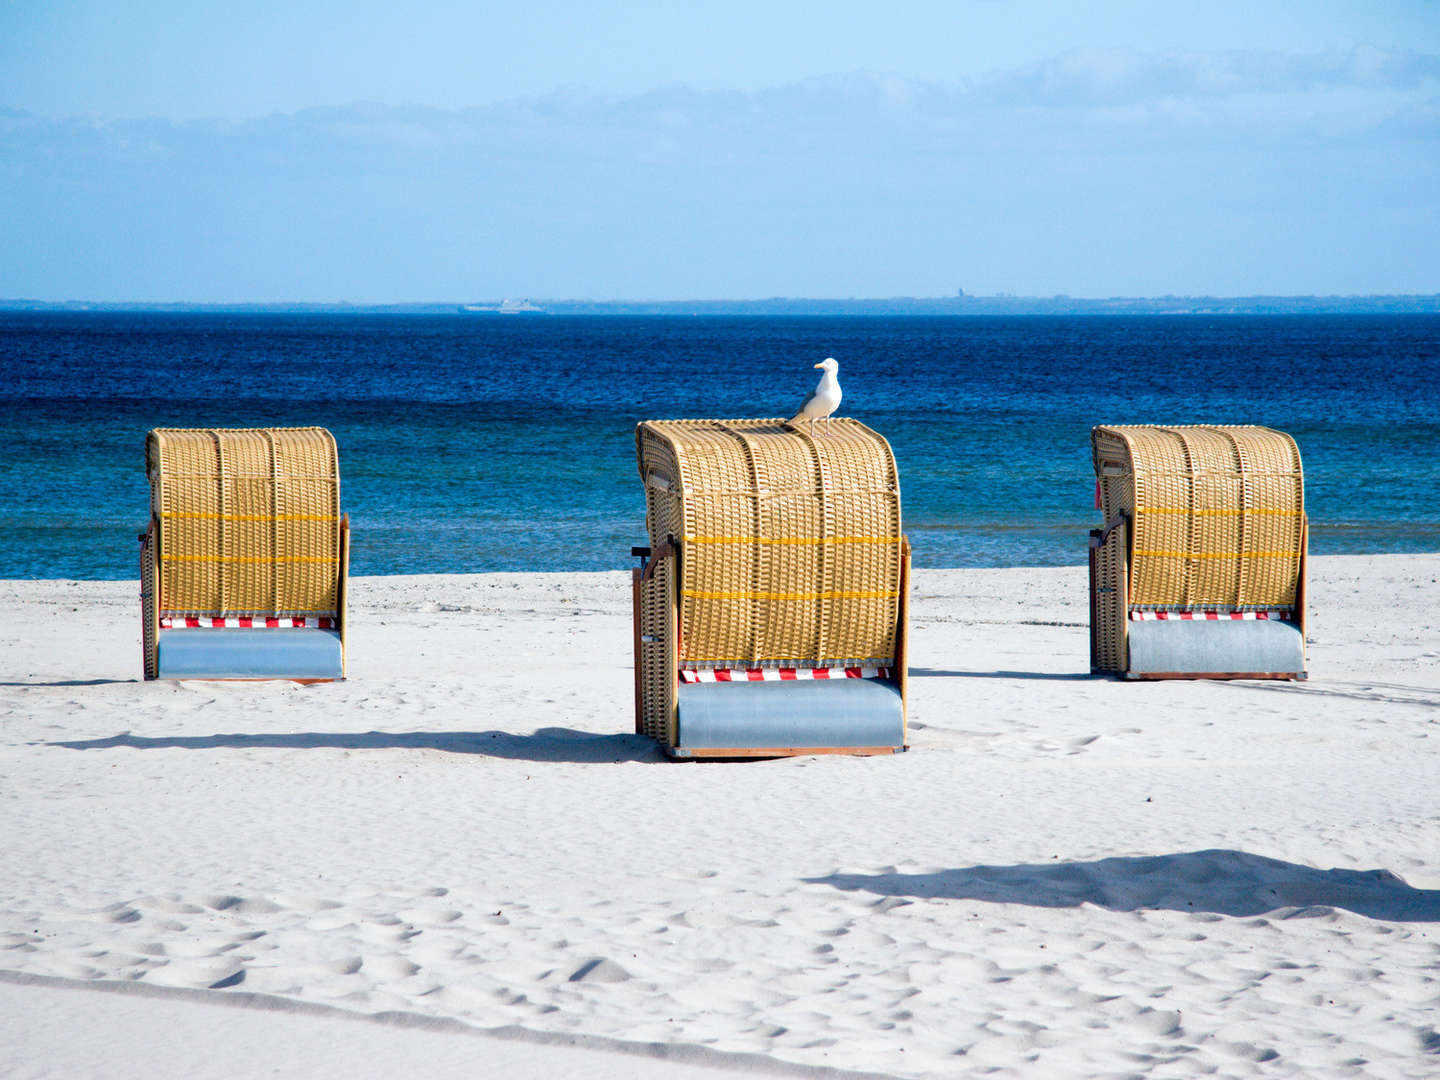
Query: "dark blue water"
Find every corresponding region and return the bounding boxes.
[1,312,1436,579]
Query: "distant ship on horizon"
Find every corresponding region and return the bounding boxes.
[459,298,546,314]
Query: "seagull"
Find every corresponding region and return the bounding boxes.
[788,357,842,436]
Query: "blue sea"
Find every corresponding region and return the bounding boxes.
[1,312,1437,579]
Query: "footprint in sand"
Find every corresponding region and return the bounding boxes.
[48,961,101,980]
[410,940,476,967]
[161,935,248,958]
[364,955,421,979]
[307,914,359,933]
[673,909,743,930]
[397,907,463,925]
[271,894,343,913]
[1129,1007,1184,1036]
[360,921,421,945]
[132,896,206,915]
[203,895,281,915]
[84,951,152,971]
[687,957,733,972]
[568,957,632,983]
[145,957,245,989]
[92,905,142,924]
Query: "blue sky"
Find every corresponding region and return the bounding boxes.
[2,1,1439,301]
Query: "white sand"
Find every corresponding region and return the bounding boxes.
[2,555,1438,1078]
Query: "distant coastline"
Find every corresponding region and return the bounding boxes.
[4,294,1440,316]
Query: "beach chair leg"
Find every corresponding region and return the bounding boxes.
[140,520,159,681]
[632,565,644,734]
[1296,513,1309,678]
[897,536,910,747]
[338,514,350,680]
[1089,516,1128,675]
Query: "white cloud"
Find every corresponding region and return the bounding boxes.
[2,48,1437,300]
[976,46,1440,108]
[5,47,1435,164]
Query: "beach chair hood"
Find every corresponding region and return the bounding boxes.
[141,427,349,681]
[632,418,909,757]
[1089,424,1307,679]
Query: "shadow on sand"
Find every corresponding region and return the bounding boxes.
[0,679,138,687]
[911,668,1095,681]
[1217,679,1440,708]
[806,849,1440,922]
[49,727,665,764]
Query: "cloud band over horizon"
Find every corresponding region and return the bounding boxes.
[3,47,1438,302]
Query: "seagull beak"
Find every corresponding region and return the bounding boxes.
[813,362,823,369]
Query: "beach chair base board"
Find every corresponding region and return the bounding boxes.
[674,677,905,754]
[666,745,902,760]
[155,628,344,681]
[1124,618,1305,679]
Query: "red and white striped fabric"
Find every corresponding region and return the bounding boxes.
[681,666,890,683]
[159,616,336,629]
[1129,610,1290,622]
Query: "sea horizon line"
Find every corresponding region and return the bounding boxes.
[4,294,1440,317]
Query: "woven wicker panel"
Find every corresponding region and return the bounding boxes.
[1088,519,1128,672]
[636,418,902,668]
[148,427,341,617]
[638,559,677,744]
[140,526,158,680]
[1091,425,1303,609]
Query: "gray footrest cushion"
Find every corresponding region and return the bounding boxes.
[1128,618,1304,676]
[677,677,904,749]
[156,628,343,680]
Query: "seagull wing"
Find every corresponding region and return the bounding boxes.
[787,386,821,425]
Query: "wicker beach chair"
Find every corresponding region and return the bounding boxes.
[139,427,349,682]
[632,418,910,758]
[1089,425,1307,680]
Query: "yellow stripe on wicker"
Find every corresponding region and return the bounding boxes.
[684,535,902,546]
[1132,550,1298,560]
[682,589,900,601]
[1136,508,1302,517]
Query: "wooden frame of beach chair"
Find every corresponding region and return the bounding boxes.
[139,427,349,683]
[1089,425,1307,680]
[632,418,909,759]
